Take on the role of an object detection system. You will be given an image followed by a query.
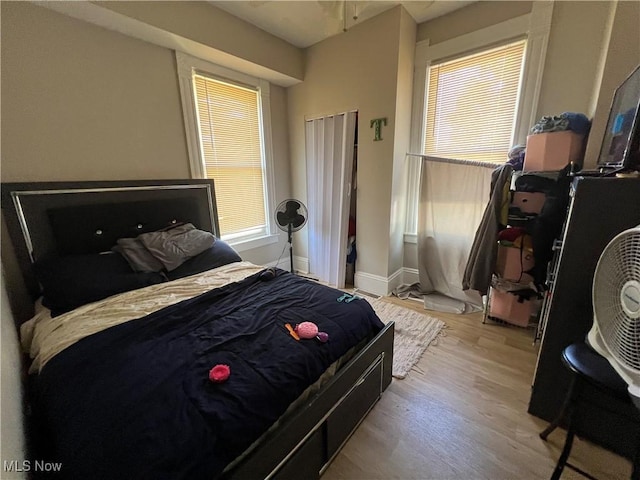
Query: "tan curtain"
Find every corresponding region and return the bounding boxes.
[417,160,493,313]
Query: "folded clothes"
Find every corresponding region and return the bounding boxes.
[508,144,526,160]
[507,145,526,170]
[531,115,569,134]
[530,112,591,135]
[562,112,591,135]
[498,227,527,242]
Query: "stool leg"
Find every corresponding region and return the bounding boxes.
[632,439,640,480]
[551,427,576,480]
[541,377,577,440]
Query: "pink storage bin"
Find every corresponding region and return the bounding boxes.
[489,288,532,327]
[524,131,585,171]
[496,244,534,281]
[511,191,546,215]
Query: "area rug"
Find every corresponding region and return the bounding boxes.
[368,298,445,379]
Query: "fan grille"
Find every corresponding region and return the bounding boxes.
[274,199,308,233]
[593,228,640,371]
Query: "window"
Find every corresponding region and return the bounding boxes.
[177,52,276,251]
[424,40,526,162]
[405,3,553,239]
[193,74,267,239]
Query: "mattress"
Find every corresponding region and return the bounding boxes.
[22,261,265,373]
[25,262,383,479]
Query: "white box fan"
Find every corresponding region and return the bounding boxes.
[587,226,640,405]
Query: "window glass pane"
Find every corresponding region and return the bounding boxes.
[193,74,267,237]
[424,40,526,163]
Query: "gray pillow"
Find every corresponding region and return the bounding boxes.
[138,223,215,272]
[113,238,165,273]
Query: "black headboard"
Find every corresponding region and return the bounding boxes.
[1,179,220,299]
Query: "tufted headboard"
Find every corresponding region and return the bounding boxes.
[1,179,220,300]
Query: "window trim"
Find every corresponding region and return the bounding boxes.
[405,3,553,240]
[176,51,278,252]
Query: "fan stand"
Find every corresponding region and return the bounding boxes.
[274,198,307,274]
[287,223,294,274]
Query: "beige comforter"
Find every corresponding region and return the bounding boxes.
[21,261,264,373]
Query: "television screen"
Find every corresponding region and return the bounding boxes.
[597,65,640,171]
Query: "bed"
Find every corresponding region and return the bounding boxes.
[1,179,394,480]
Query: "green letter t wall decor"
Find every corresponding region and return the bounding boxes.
[370,117,387,141]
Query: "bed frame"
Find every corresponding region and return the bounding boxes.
[1,179,394,480]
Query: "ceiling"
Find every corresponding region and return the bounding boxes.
[211,1,476,48]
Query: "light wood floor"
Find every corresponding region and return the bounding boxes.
[322,296,632,480]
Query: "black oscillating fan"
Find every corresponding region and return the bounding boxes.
[274,199,308,273]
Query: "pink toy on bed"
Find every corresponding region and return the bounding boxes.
[209,364,230,383]
[295,322,319,339]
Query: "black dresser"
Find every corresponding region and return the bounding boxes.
[529,175,640,459]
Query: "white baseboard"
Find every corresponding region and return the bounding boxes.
[293,256,309,274]
[265,255,308,273]
[354,271,388,296]
[279,259,416,296]
[353,267,421,297]
[287,255,309,273]
[402,267,419,286]
[387,268,404,294]
[353,268,401,296]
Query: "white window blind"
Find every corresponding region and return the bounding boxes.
[424,40,526,163]
[193,74,267,239]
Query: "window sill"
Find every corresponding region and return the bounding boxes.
[227,233,279,253]
[404,233,417,244]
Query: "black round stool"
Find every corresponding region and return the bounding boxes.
[539,343,639,480]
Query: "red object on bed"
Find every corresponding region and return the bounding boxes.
[209,364,231,383]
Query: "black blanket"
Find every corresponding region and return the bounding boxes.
[31,270,383,479]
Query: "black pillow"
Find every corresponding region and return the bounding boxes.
[34,253,167,316]
[166,239,241,281]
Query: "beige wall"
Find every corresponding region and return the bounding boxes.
[419,1,610,127]
[403,241,419,272]
[1,2,189,182]
[97,1,304,82]
[583,0,640,168]
[1,2,293,314]
[403,0,638,272]
[4,0,636,294]
[535,1,613,124]
[0,3,296,460]
[287,6,411,281]
[417,1,533,45]
[389,10,417,276]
